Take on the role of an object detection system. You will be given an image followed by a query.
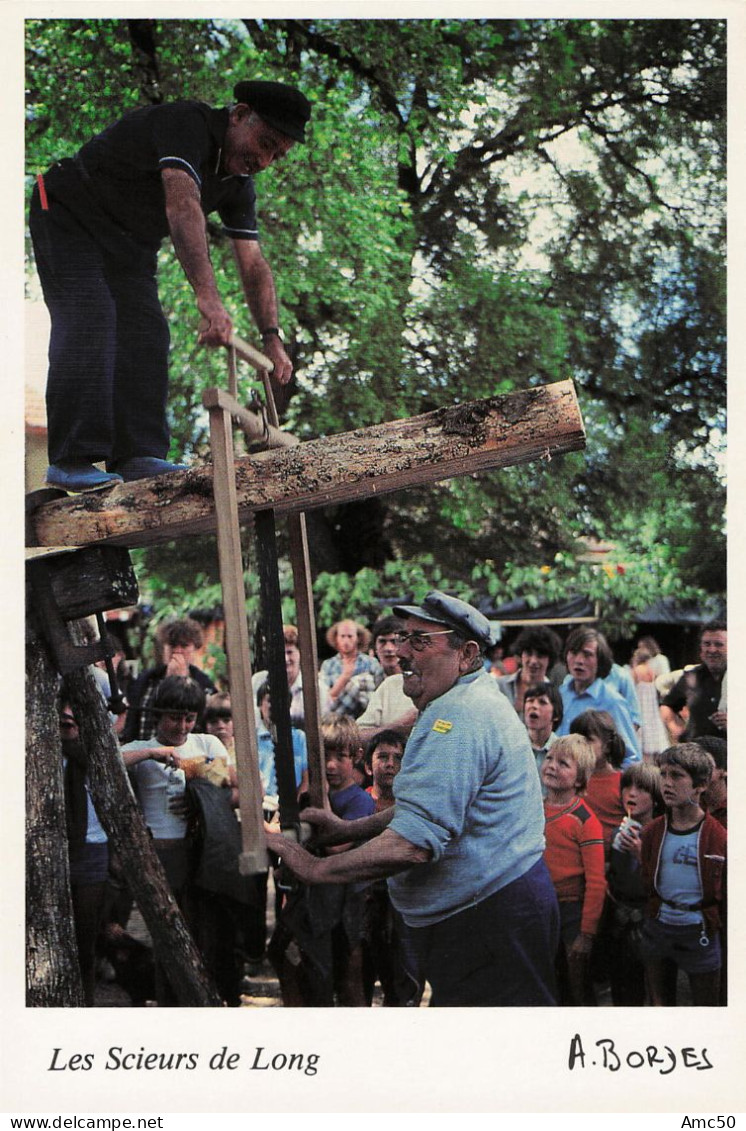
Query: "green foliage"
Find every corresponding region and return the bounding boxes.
[25,17,726,618]
[312,556,450,628]
[472,542,707,642]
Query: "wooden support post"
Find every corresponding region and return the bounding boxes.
[207,397,268,876]
[26,553,223,1007]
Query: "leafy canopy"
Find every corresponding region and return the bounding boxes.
[25,18,726,630]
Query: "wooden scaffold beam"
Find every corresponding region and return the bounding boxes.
[27,380,585,552]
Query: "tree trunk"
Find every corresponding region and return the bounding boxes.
[25,632,83,1006]
[61,660,223,1007]
[27,380,585,550]
[127,19,162,104]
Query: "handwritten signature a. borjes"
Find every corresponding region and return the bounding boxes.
[568,1034,713,1074]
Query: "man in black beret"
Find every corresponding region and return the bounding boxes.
[29,80,311,491]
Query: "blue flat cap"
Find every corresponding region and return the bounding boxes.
[233,80,311,142]
[392,590,496,648]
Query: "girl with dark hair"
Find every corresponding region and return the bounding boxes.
[569,709,626,858]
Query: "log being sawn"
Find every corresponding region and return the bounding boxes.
[27,380,585,551]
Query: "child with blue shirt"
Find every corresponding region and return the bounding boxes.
[255,681,309,803]
[322,715,375,820]
[269,715,375,1006]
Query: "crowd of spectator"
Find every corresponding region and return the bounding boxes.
[60,605,727,1009]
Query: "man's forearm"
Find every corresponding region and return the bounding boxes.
[233,242,279,331]
[164,176,221,304]
[231,238,294,384]
[169,214,219,301]
[162,170,234,348]
[279,828,430,885]
[325,806,395,844]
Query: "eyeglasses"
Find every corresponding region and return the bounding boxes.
[394,629,454,651]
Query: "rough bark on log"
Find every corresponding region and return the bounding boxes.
[61,661,223,1006]
[27,381,585,551]
[25,632,84,1007]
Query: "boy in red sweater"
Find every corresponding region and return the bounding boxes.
[542,734,606,1005]
[639,743,726,1006]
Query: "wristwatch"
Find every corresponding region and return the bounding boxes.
[261,327,283,342]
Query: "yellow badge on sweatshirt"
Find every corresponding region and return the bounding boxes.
[432,719,453,734]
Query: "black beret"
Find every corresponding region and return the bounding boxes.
[233,80,311,142]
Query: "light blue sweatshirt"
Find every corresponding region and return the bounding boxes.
[557,675,642,766]
[388,669,545,927]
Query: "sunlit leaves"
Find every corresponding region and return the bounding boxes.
[25,17,725,608]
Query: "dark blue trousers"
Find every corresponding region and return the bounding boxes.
[409,858,560,1007]
[29,185,170,466]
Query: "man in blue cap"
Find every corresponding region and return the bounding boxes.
[29,80,310,491]
[269,590,560,1007]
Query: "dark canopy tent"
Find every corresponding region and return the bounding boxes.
[477,594,725,669]
[476,593,596,625]
[477,594,724,627]
[634,597,725,625]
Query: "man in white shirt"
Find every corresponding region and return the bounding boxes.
[357,616,418,742]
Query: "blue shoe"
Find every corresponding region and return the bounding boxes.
[110,457,190,482]
[46,461,124,492]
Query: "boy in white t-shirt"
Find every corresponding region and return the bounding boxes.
[121,675,228,1004]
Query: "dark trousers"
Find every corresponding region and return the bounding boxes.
[29,187,170,466]
[600,901,647,1007]
[409,859,560,1007]
[70,882,107,1007]
[69,841,109,1007]
[269,883,368,1007]
[362,883,422,1006]
[152,838,193,1006]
